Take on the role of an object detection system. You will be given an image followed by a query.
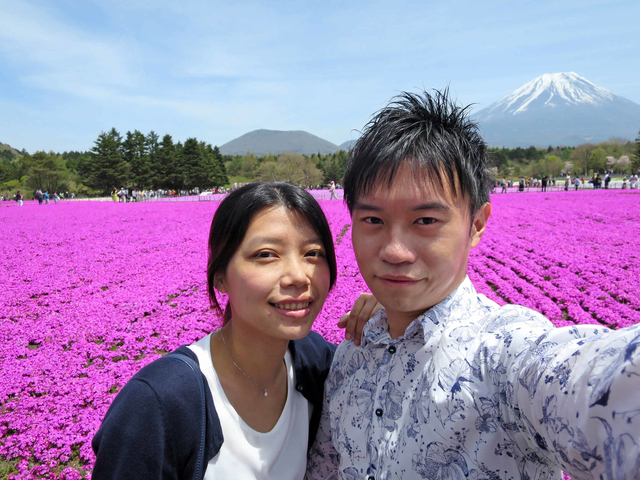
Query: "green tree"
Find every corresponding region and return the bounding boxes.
[122,130,152,189]
[570,143,596,175]
[22,151,71,193]
[86,128,127,193]
[0,157,18,183]
[154,134,177,189]
[255,153,322,185]
[633,129,640,174]
[201,143,228,188]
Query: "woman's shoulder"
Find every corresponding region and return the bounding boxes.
[104,347,204,419]
[289,331,336,363]
[288,332,336,405]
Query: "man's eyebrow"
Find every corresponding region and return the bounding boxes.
[353,203,382,211]
[413,202,451,211]
[353,202,451,212]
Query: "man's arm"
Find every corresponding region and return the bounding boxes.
[305,349,344,480]
[489,311,640,479]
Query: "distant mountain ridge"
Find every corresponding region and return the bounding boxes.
[219,129,343,156]
[474,72,640,147]
[0,141,21,156]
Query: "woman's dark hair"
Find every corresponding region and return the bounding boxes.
[344,88,492,216]
[207,182,337,323]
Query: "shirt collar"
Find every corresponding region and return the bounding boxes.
[362,276,479,345]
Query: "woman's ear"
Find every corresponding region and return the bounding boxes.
[214,273,227,294]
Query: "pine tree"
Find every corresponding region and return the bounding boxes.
[89,128,126,193]
[154,134,176,189]
[124,130,151,189]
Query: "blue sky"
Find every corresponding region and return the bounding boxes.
[1,0,638,153]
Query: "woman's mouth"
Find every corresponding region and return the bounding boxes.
[272,302,311,310]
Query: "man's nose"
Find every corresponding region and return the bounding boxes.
[379,233,416,265]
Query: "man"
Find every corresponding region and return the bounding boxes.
[330,180,338,199]
[306,90,640,480]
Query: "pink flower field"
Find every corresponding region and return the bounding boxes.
[1,190,639,479]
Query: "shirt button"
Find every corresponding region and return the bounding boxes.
[388,346,396,354]
[375,408,383,417]
[296,385,303,392]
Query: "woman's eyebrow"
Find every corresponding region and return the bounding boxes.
[246,236,323,246]
[246,236,285,246]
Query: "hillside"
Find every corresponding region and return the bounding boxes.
[474,72,640,147]
[219,129,341,156]
[0,141,22,156]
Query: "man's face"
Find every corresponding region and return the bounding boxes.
[351,165,490,333]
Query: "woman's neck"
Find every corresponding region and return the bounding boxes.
[216,322,289,389]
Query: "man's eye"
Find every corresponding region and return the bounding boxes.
[416,217,437,225]
[363,217,383,225]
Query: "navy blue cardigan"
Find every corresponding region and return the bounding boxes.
[92,331,336,480]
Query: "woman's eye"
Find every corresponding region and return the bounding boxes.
[255,251,276,259]
[416,217,437,225]
[305,250,325,258]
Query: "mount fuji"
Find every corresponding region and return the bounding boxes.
[473,72,640,147]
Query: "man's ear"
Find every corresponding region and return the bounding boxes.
[214,273,227,294]
[470,202,491,248]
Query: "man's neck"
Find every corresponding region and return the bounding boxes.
[385,311,424,339]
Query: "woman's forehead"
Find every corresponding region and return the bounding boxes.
[245,206,318,239]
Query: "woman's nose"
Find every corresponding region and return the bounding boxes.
[281,258,310,287]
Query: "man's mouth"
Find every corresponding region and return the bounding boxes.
[378,275,419,283]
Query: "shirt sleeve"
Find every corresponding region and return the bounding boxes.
[92,378,177,480]
[484,308,640,479]
[305,348,343,480]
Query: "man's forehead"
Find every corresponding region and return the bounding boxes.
[360,167,463,207]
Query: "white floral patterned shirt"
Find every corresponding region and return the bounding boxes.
[306,277,640,480]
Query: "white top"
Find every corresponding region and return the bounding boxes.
[188,333,311,480]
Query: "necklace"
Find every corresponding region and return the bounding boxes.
[219,329,280,397]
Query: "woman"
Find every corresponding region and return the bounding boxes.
[92,182,377,479]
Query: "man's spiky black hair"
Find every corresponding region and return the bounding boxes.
[344,89,492,215]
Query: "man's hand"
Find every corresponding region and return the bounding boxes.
[337,293,382,346]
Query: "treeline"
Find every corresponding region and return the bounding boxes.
[2,131,639,199]
[488,135,640,179]
[224,150,349,187]
[77,129,229,193]
[0,128,229,198]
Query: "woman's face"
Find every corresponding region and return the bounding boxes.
[217,205,331,340]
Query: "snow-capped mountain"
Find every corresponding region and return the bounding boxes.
[474,72,640,147]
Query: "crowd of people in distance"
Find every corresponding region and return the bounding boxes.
[495,172,639,193]
[110,187,207,202]
[3,188,74,205]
